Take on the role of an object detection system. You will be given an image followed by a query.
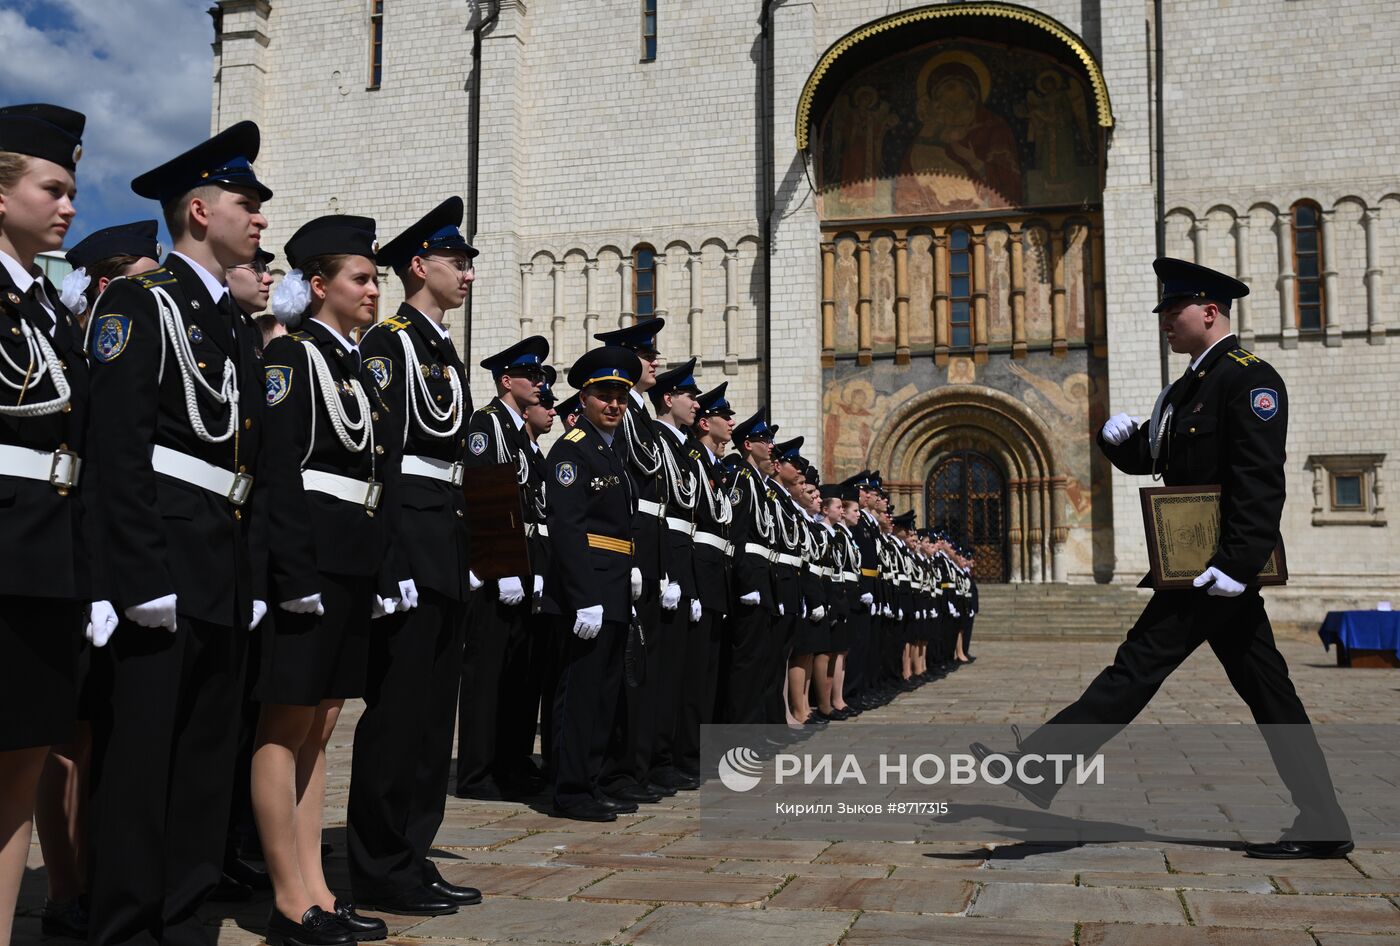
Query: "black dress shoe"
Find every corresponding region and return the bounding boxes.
[609,784,663,803]
[41,896,88,940]
[1244,839,1354,859]
[426,879,482,905]
[358,888,458,917]
[553,799,618,822]
[644,781,678,797]
[674,774,702,790]
[333,900,388,941]
[225,855,274,891]
[265,906,353,946]
[208,873,254,902]
[968,742,1054,809]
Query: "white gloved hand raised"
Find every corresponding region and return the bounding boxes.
[1101,412,1142,446]
[250,599,268,631]
[689,598,702,623]
[1193,566,1245,597]
[125,593,178,631]
[739,590,761,606]
[280,593,324,616]
[661,580,682,611]
[397,579,419,611]
[573,604,603,639]
[469,570,484,591]
[859,592,874,606]
[809,604,826,623]
[630,567,644,602]
[498,576,526,606]
[86,600,119,647]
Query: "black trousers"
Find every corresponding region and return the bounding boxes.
[552,617,626,809]
[348,589,466,900]
[1020,588,1350,839]
[674,605,722,777]
[455,590,534,793]
[528,610,564,779]
[600,591,662,790]
[646,597,694,781]
[842,606,871,702]
[721,601,772,724]
[88,617,245,946]
[762,608,798,724]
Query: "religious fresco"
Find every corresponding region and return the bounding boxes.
[816,39,1101,221]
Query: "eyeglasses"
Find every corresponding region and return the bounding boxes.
[424,255,475,274]
[233,261,270,276]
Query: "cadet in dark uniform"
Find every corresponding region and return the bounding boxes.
[83,122,272,946]
[348,198,482,916]
[254,214,406,944]
[455,334,550,800]
[523,369,561,778]
[768,438,812,727]
[843,472,880,708]
[0,103,89,945]
[59,219,162,329]
[546,346,643,822]
[974,258,1351,859]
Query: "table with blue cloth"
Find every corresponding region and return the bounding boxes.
[1318,610,1400,667]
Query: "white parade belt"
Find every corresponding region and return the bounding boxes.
[401,454,463,487]
[637,498,665,517]
[151,444,250,506]
[804,562,823,576]
[772,552,802,568]
[302,468,382,510]
[694,530,732,556]
[0,442,81,490]
[842,570,858,583]
[743,542,772,560]
[665,516,696,536]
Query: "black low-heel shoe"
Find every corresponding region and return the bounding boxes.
[334,900,388,941]
[265,906,353,946]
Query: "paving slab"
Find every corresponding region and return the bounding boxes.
[711,859,890,879]
[430,825,533,849]
[545,851,724,873]
[406,897,648,943]
[1273,874,1400,896]
[435,862,615,899]
[890,864,1078,885]
[841,912,1075,946]
[1350,852,1400,878]
[968,882,1188,924]
[500,831,676,856]
[658,837,831,861]
[1166,848,1368,877]
[814,839,986,867]
[1078,923,1315,945]
[1183,889,1400,932]
[985,845,1168,873]
[1078,870,1275,893]
[1313,934,1400,946]
[570,869,779,906]
[613,904,855,946]
[768,875,973,914]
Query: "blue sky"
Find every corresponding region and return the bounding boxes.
[0,0,214,251]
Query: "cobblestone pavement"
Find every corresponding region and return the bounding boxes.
[17,633,1400,945]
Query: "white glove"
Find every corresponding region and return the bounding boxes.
[1101,412,1142,446]
[898,608,905,621]
[778,602,785,616]
[630,567,643,602]
[661,580,682,611]
[949,603,960,617]
[859,592,874,605]
[869,602,878,616]
[882,604,893,618]
[929,604,938,617]
[250,599,268,631]
[124,593,178,631]
[469,570,484,591]
[573,604,603,639]
[1193,566,1245,597]
[689,598,702,623]
[397,579,419,611]
[533,574,544,596]
[372,595,399,618]
[280,593,325,616]
[499,576,526,606]
[970,609,976,618]
[739,590,761,606]
[85,600,119,648]
[809,605,826,623]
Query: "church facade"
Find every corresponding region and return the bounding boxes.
[209,0,1399,615]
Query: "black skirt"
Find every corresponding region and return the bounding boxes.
[1,595,78,750]
[790,612,831,657]
[254,572,372,705]
[826,614,851,654]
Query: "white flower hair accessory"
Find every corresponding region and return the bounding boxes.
[59,267,91,316]
[269,268,311,327]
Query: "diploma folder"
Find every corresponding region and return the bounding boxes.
[1139,485,1287,590]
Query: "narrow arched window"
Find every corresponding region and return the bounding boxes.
[949,229,973,349]
[634,245,656,319]
[641,0,657,62]
[1292,201,1324,332]
[368,1,385,89]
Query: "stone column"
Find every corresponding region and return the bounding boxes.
[1232,215,1253,346]
[1276,212,1298,349]
[653,250,669,321]
[583,257,599,346]
[618,255,635,328]
[723,248,739,375]
[1006,478,1024,583]
[1189,216,1209,264]
[518,261,534,336]
[1050,224,1067,356]
[1363,206,1385,345]
[1320,208,1341,347]
[821,242,836,367]
[932,229,949,366]
[972,225,990,363]
[856,238,873,366]
[1050,475,1068,582]
[550,260,565,357]
[894,236,911,364]
[688,251,703,360]
[1009,224,1028,359]
[1025,478,1043,583]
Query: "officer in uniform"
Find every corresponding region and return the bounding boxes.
[974,257,1351,859]
[456,334,550,799]
[84,121,272,946]
[348,197,482,914]
[546,346,643,822]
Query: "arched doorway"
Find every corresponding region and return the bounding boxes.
[927,451,1008,582]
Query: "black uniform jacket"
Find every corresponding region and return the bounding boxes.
[261,318,398,601]
[725,461,774,612]
[523,441,554,610]
[621,393,669,583]
[835,524,863,616]
[86,257,265,625]
[689,445,732,613]
[654,422,698,599]
[464,396,533,584]
[0,265,90,599]
[1100,335,1288,584]
[854,511,880,597]
[543,417,634,623]
[360,304,472,601]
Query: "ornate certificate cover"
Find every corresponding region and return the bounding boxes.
[1139,486,1287,589]
[461,463,532,580]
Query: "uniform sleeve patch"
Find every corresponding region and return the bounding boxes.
[729,487,742,506]
[265,366,293,406]
[555,461,578,486]
[365,356,391,390]
[468,431,489,455]
[91,315,132,363]
[1250,387,1279,421]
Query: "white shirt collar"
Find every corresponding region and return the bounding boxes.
[501,399,526,430]
[0,250,54,330]
[170,251,229,303]
[629,388,646,409]
[310,317,359,354]
[1189,334,1232,372]
[704,444,718,463]
[656,418,687,443]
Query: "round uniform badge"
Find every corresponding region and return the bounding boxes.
[468,431,488,455]
[555,461,578,486]
[1250,387,1279,421]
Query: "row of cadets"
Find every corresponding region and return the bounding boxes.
[348,197,483,916]
[455,333,552,801]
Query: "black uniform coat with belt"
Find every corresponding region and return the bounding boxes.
[543,418,634,623]
[86,258,265,625]
[260,318,398,601]
[654,422,698,601]
[0,265,90,599]
[1099,335,1287,584]
[689,446,732,614]
[621,392,669,584]
[725,461,775,612]
[524,440,554,610]
[359,304,471,601]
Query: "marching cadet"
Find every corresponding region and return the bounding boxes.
[645,359,703,791]
[83,121,271,946]
[593,318,674,804]
[545,346,644,822]
[0,103,89,946]
[456,334,550,800]
[348,198,482,917]
[719,409,778,725]
[524,369,561,777]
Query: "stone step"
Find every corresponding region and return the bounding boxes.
[965,582,1148,639]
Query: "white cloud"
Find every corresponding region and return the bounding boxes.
[0,0,213,242]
